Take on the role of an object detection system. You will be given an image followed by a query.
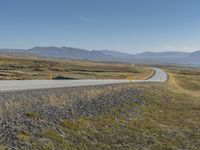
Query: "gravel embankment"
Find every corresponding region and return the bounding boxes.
[0,84,144,149]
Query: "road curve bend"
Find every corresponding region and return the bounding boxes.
[145,67,168,82]
[0,68,167,92]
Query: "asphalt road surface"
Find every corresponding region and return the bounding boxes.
[0,68,167,92]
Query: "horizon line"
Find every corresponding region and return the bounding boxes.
[0,46,199,54]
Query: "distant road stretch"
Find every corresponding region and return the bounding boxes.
[0,68,167,92]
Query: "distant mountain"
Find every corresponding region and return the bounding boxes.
[99,50,133,58]
[28,47,113,60]
[0,46,199,65]
[136,51,189,58]
[189,50,200,57]
[131,51,199,64]
[0,49,26,53]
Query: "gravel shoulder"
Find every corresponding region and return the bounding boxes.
[0,84,144,149]
[0,67,199,150]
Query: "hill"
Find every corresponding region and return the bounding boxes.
[28,47,112,60]
[0,47,199,65]
[99,50,133,58]
[189,50,200,57]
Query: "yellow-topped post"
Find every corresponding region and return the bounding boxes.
[49,64,53,80]
[49,72,52,80]
[127,76,134,83]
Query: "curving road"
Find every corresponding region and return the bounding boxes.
[0,68,167,92]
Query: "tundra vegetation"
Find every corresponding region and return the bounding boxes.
[0,55,153,80]
[0,57,199,149]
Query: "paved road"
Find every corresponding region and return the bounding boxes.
[0,68,167,92]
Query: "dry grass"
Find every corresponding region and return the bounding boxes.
[0,55,152,80]
[164,67,200,97]
[0,65,200,149]
[0,144,6,150]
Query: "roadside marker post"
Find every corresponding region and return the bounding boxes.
[49,72,52,80]
[127,76,134,84]
[49,64,53,80]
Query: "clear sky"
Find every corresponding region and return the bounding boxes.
[0,0,200,53]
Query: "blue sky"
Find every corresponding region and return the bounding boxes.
[0,0,200,53]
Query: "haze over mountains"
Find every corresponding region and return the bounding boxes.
[0,47,199,65]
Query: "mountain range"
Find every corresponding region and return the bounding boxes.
[0,47,199,65]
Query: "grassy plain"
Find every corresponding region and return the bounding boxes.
[0,55,153,80]
[0,61,199,149]
[164,66,200,97]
